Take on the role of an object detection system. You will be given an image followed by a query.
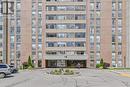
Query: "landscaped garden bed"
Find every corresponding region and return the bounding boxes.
[48,69,79,75]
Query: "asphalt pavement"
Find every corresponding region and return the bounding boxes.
[0,69,130,87]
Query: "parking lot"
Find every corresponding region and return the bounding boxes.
[0,69,130,87]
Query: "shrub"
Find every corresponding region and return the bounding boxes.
[64,69,74,75]
[19,66,23,70]
[51,69,62,75]
[100,59,104,66]
[96,59,110,69]
[28,56,33,68]
[96,64,101,68]
[28,66,33,70]
[22,62,28,69]
[65,69,69,72]
[50,69,74,75]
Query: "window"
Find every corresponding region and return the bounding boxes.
[118,28,122,35]
[32,44,36,50]
[112,2,116,10]
[90,11,94,18]
[96,2,101,10]
[32,11,36,17]
[75,33,85,38]
[96,44,100,51]
[57,42,66,47]
[32,51,36,58]
[46,51,57,55]
[46,33,57,38]
[118,19,122,26]
[32,19,36,27]
[90,43,94,49]
[112,11,116,17]
[118,36,122,43]
[112,44,115,51]
[75,42,85,47]
[112,18,116,26]
[38,3,42,10]
[38,44,42,50]
[38,11,42,17]
[96,19,100,26]
[118,2,122,10]
[112,53,116,60]
[96,53,100,60]
[32,35,36,43]
[76,51,85,55]
[112,28,115,35]
[96,28,100,35]
[16,35,21,42]
[38,51,42,59]
[46,42,56,47]
[57,33,65,38]
[32,28,36,34]
[90,36,94,43]
[16,2,21,10]
[118,11,122,17]
[66,33,75,38]
[10,36,14,43]
[38,28,42,35]
[38,36,42,43]
[10,51,14,59]
[16,27,21,34]
[10,27,14,35]
[112,35,115,42]
[90,3,94,10]
[90,52,94,60]
[96,11,100,18]
[96,36,100,43]
[90,27,94,35]
[118,45,122,51]
[32,2,36,10]
[0,65,7,68]
[16,43,21,50]
[38,19,42,27]
[16,19,20,27]
[10,43,14,49]
[16,51,20,59]
[90,19,94,26]
[66,42,75,47]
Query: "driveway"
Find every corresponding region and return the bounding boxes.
[0,69,130,87]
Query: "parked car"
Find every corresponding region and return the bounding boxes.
[9,65,18,73]
[0,64,11,78]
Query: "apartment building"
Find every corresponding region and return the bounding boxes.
[0,0,3,63]
[126,0,130,68]
[1,0,126,68]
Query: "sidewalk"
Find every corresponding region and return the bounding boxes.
[110,70,130,78]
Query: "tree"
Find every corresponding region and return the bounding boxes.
[100,58,104,66]
[28,56,33,67]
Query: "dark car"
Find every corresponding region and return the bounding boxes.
[9,65,18,73]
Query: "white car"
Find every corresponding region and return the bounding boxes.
[0,64,11,78]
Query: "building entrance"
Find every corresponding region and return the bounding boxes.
[46,60,86,68]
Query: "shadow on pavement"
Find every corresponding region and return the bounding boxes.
[5,75,14,78]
